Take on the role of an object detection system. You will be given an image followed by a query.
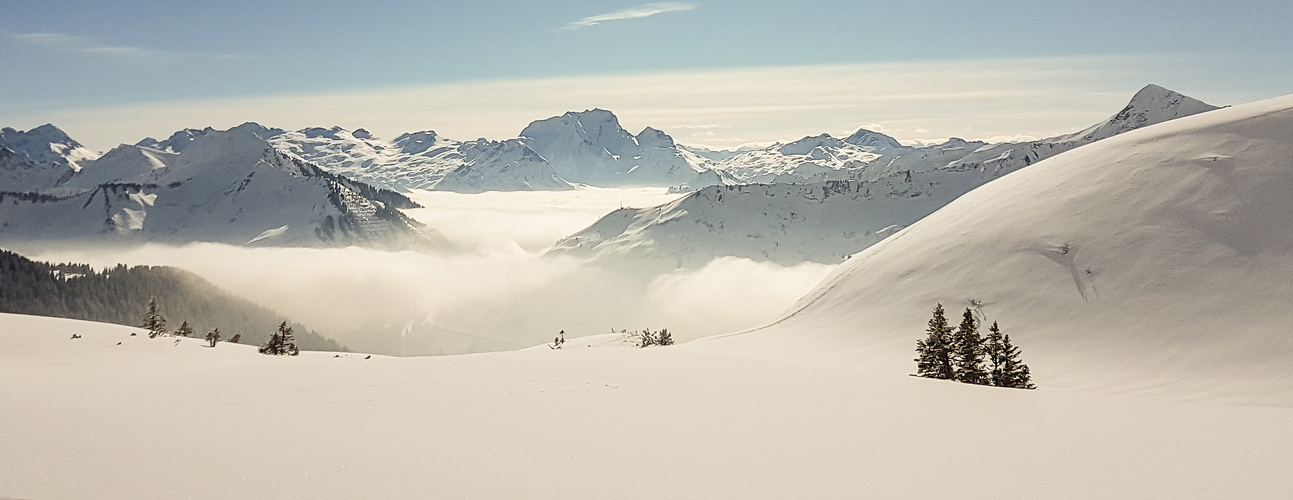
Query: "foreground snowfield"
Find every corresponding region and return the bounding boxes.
[3,313,1292,499]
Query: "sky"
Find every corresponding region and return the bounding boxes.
[4,0,1293,151]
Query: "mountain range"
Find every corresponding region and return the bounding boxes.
[0,123,439,249]
[550,85,1221,267]
[0,84,1218,255]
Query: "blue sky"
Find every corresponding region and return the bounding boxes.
[4,0,1293,150]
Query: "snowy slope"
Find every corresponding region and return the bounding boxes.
[520,109,706,187]
[713,93,1293,405]
[0,124,100,191]
[5,310,1293,499]
[0,124,441,249]
[553,85,1221,267]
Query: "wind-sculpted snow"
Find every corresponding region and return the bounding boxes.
[721,92,1293,406]
[0,124,442,249]
[556,85,1222,268]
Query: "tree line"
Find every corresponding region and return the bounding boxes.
[0,249,342,351]
[915,303,1034,389]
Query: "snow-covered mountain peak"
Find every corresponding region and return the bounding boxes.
[0,124,99,191]
[842,128,904,152]
[351,128,373,140]
[519,109,704,187]
[0,124,97,169]
[1067,83,1220,142]
[522,108,639,157]
[777,134,847,155]
[636,127,676,149]
[392,131,444,155]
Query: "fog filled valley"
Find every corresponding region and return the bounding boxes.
[11,187,835,355]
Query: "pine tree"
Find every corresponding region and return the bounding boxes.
[142,297,167,338]
[205,328,221,348]
[657,328,674,346]
[952,308,987,385]
[985,321,1035,389]
[176,320,194,338]
[259,321,299,356]
[915,303,955,379]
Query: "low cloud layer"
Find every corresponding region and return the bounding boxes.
[25,188,834,356]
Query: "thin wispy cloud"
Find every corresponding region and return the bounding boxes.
[563,2,696,30]
[12,32,165,59]
[9,31,253,62]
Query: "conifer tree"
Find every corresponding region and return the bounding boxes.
[205,329,221,348]
[176,320,194,338]
[985,321,1035,389]
[952,308,987,385]
[142,298,167,338]
[914,303,954,379]
[259,321,299,356]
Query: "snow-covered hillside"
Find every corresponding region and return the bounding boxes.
[712,92,1293,405]
[0,124,100,192]
[520,109,707,187]
[552,85,1221,267]
[0,124,441,249]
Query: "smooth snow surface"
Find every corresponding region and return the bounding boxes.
[713,93,1293,406]
[4,313,1293,499]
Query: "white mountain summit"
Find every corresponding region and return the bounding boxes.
[0,124,99,192]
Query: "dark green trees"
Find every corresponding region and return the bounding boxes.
[952,308,987,385]
[206,329,221,348]
[259,321,300,356]
[915,305,1034,389]
[142,298,167,338]
[985,321,1035,389]
[176,320,195,338]
[915,304,955,379]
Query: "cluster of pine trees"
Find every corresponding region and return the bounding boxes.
[258,322,300,356]
[915,304,1034,389]
[0,250,343,351]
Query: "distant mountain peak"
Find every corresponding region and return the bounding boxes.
[1070,84,1219,142]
